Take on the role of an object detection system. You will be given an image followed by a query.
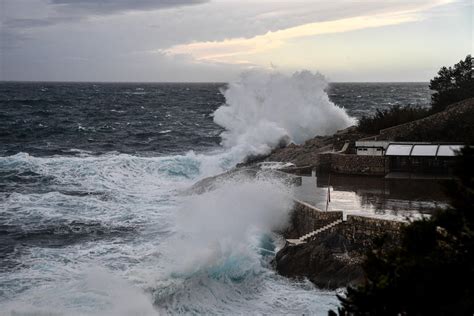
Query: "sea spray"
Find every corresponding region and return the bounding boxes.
[165,175,293,276]
[154,70,353,310]
[0,77,345,315]
[214,70,355,160]
[150,175,339,314]
[2,267,159,316]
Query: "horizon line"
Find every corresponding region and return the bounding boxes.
[0,80,430,84]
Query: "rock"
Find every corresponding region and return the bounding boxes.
[184,167,258,194]
[274,232,365,290]
[258,126,370,167]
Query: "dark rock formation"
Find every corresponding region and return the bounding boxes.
[274,233,365,289]
[185,166,301,195]
[185,167,258,194]
[274,201,404,289]
[244,126,370,167]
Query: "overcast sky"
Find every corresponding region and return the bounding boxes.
[0,0,471,82]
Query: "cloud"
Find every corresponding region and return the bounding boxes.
[50,0,208,15]
[0,29,30,49]
[161,0,453,64]
[1,0,209,31]
[3,17,77,29]
[1,0,466,82]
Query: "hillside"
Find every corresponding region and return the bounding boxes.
[256,97,474,167]
[375,97,474,142]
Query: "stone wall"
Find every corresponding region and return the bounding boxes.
[285,201,404,249]
[315,152,332,168]
[285,201,343,239]
[316,153,386,176]
[276,202,405,289]
[340,215,404,249]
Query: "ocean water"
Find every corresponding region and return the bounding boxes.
[0,73,431,315]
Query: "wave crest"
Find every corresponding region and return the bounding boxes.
[214,70,355,159]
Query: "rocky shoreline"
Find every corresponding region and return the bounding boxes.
[247,99,473,290]
[190,98,473,290]
[242,97,474,169]
[272,200,404,289]
[274,232,365,289]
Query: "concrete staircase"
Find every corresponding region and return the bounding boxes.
[287,219,343,245]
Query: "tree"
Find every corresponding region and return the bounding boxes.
[357,56,473,134]
[334,146,474,315]
[430,55,474,112]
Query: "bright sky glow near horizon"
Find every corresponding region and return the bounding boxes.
[0,0,472,82]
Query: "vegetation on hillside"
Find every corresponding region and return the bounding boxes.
[392,103,474,143]
[357,55,473,134]
[356,105,429,134]
[430,55,473,113]
[332,146,474,315]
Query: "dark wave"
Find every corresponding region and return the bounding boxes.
[0,82,227,157]
[0,221,137,271]
[0,82,430,157]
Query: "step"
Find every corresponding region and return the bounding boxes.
[298,219,343,241]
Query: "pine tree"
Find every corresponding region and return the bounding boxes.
[430,55,474,112]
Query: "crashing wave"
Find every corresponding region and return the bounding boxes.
[213,70,354,160]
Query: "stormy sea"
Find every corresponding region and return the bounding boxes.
[0,71,430,315]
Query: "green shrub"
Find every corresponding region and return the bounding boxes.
[357,105,430,134]
[357,55,473,135]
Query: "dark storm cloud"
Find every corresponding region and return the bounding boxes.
[50,0,209,15]
[4,17,76,29]
[2,0,208,31]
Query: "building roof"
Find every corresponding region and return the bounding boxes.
[385,143,464,157]
[437,145,464,157]
[385,144,413,156]
[411,145,438,156]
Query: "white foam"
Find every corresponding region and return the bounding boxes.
[0,150,341,315]
[1,69,352,314]
[166,176,293,274]
[2,268,159,316]
[214,70,355,159]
